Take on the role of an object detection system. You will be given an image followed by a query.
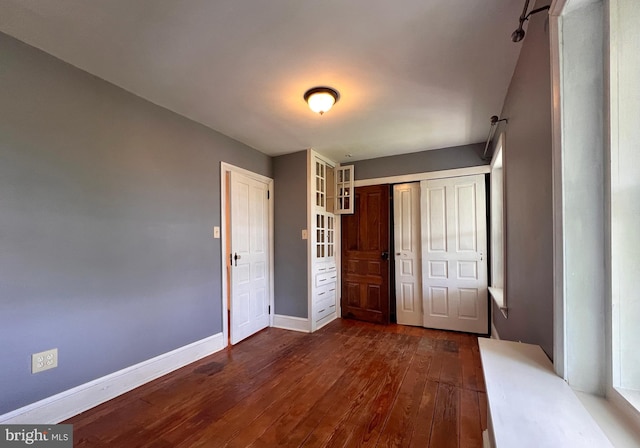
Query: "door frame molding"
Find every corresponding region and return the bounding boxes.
[220,162,274,347]
[358,167,490,332]
[353,165,490,188]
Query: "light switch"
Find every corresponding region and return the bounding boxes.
[214,226,220,238]
[302,229,308,240]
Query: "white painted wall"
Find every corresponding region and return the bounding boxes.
[557,0,606,395]
[610,0,640,393]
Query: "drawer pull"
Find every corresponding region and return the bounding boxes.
[318,292,325,296]
[319,309,326,313]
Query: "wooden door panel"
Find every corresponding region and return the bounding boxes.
[368,261,381,275]
[345,209,360,251]
[341,185,390,324]
[346,282,360,307]
[367,285,381,310]
[362,192,382,250]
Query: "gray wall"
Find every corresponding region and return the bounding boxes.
[0,32,271,414]
[489,1,554,358]
[273,151,308,318]
[351,143,487,180]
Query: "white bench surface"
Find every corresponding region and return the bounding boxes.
[478,338,613,448]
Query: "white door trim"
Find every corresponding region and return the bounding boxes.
[549,0,567,382]
[220,162,274,347]
[306,150,313,332]
[354,165,490,188]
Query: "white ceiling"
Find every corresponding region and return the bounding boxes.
[0,0,524,163]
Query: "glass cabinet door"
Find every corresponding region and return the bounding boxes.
[335,165,354,214]
[315,160,325,209]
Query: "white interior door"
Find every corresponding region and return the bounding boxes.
[421,175,488,334]
[230,171,270,344]
[393,183,422,326]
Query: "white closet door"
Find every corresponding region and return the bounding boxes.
[230,171,270,344]
[421,175,488,334]
[394,183,422,326]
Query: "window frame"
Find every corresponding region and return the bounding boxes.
[607,0,640,420]
[550,0,640,430]
[488,133,507,318]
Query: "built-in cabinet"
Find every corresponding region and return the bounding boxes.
[308,150,353,332]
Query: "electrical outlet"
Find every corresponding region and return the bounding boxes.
[32,348,58,374]
[213,226,220,238]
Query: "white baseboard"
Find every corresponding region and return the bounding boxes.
[491,320,500,340]
[0,332,224,424]
[272,314,310,333]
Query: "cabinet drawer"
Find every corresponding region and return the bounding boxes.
[315,283,336,300]
[315,287,336,318]
[315,302,336,321]
[315,270,337,287]
[315,292,334,309]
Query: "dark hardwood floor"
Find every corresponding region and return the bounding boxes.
[65,319,487,447]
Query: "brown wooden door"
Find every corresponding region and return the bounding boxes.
[341,184,390,324]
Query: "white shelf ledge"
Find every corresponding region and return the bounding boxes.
[615,388,640,413]
[479,338,613,448]
[488,287,507,318]
[575,391,640,448]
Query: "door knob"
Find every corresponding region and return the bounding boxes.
[381,251,389,261]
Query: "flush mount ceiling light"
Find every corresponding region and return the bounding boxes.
[304,87,340,115]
